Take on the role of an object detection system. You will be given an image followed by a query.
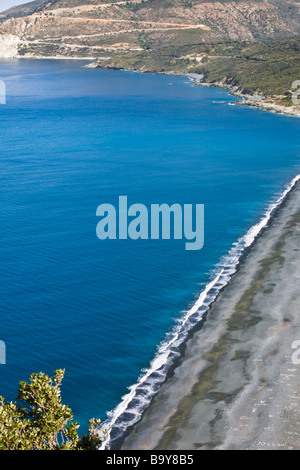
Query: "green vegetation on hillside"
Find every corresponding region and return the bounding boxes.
[95,36,300,105]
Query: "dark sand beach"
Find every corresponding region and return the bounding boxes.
[121,180,300,451]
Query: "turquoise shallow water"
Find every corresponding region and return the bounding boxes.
[0,59,299,438]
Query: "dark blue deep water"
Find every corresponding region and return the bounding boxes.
[0,59,299,438]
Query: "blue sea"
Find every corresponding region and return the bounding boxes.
[0,59,299,445]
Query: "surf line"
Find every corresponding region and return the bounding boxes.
[99,173,300,450]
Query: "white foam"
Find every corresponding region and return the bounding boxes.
[98,173,300,450]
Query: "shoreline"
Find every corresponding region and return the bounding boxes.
[120,178,300,451]
[0,55,298,118]
[188,76,300,118]
[99,173,300,450]
[86,60,300,118]
[1,56,298,448]
[0,55,298,449]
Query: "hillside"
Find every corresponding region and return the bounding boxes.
[0,0,299,58]
[0,0,299,108]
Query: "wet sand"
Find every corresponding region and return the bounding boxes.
[121,181,300,451]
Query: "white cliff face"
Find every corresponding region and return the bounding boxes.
[0,34,20,57]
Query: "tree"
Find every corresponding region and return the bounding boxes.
[0,369,103,450]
